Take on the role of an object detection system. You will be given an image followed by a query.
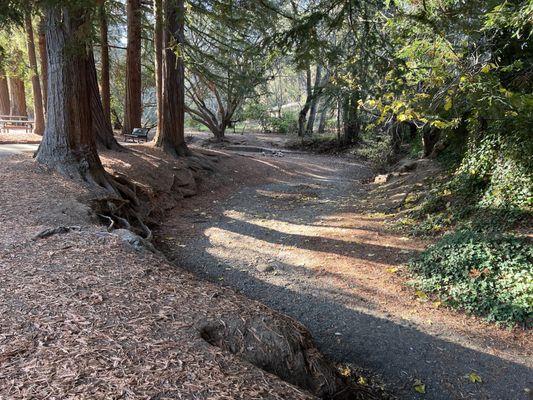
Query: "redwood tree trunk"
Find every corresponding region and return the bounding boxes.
[0,68,10,115]
[25,13,45,135]
[36,6,112,188]
[38,19,47,113]
[8,77,27,116]
[154,0,189,156]
[98,0,111,127]
[88,49,122,150]
[154,0,163,139]
[122,0,142,136]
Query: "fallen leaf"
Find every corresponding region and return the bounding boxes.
[358,376,368,386]
[467,372,482,383]
[415,290,428,300]
[339,366,351,377]
[386,267,399,274]
[413,379,426,393]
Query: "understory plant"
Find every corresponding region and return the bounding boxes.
[409,230,533,326]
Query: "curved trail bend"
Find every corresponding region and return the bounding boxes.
[159,148,531,400]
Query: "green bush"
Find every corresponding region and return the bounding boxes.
[409,230,533,326]
[268,112,298,134]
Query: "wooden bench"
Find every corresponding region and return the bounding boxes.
[0,118,34,133]
[124,127,149,143]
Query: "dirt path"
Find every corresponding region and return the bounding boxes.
[159,148,532,400]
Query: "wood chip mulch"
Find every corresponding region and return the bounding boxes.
[0,155,315,400]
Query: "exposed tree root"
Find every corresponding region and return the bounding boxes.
[199,314,381,400]
[33,225,81,240]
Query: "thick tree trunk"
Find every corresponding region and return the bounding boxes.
[305,65,322,135]
[36,7,112,188]
[88,50,122,150]
[0,68,10,115]
[154,0,190,156]
[122,0,142,136]
[8,77,27,116]
[25,13,45,135]
[98,0,111,127]
[154,0,163,139]
[38,19,47,113]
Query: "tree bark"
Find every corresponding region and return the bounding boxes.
[25,13,45,135]
[342,93,359,145]
[305,64,322,135]
[297,67,312,137]
[122,0,142,136]
[98,0,111,127]
[8,77,27,116]
[36,6,113,188]
[317,100,329,134]
[88,49,122,150]
[0,68,10,115]
[38,18,47,113]
[154,0,163,139]
[154,0,190,156]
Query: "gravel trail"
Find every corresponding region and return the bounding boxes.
[161,150,532,400]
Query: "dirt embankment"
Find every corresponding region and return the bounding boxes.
[0,147,377,399]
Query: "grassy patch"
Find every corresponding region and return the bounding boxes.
[409,230,533,326]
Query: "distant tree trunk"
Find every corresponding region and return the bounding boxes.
[8,77,27,116]
[154,0,163,139]
[98,0,111,127]
[25,13,45,135]
[317,100,329,134]
[154,0,190,156]
[36,6,113,188]
[342,93,359,145]
[88,49,122,150]
[0,68,10,115]
[38,18,47,113]
[422,127,440,157]
[336,100,341,143]
[122,0,142,136]
[305,64,322,135]
[297,66,312,137]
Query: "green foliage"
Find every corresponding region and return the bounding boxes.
[409,230,533,326]
[268,111,298,134]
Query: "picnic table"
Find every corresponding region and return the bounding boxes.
[0,115,34,133]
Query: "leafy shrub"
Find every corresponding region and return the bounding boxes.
[409,230,533,326]
[268,111,298,134]
[242,103,271,132]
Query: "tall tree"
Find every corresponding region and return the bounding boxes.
[154,0,163,138]
[8,76,26,116]
[0,66,9,115]
[98,0,111,127]
[25,12,44,135]
[37,18,47,113]
[88,49,122,150]
[122,0,142,135]
[36,6,115,188]
[185,0,274,139]
[297,66,312,137]
[305,64,324,135]
[154,0,189,156]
